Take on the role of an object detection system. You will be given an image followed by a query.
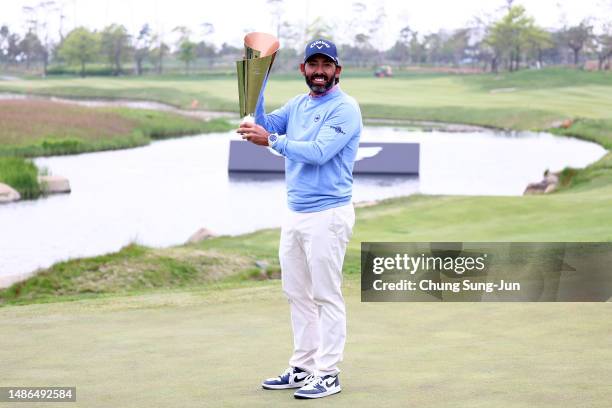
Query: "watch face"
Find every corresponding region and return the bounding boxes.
[269,135,277,143]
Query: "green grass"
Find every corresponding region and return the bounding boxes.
[466,67,612,91]
[0,101,234,158]
[0,157,41,198]
[551,118,612,149]
[1,68,611,406]
[0,243,258,304]
[548,119,612,191]
[2,67,611,126]
[1,279,610,407]
[111,108,233,140]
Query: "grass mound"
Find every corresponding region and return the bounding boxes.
[0,100,234,157]
[0,157,41,198]
[0,244,256,304]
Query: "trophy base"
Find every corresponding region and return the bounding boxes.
[241,114,255,124]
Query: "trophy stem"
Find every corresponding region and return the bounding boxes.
[241,114,255,124]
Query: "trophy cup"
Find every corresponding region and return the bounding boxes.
[236,32,280,124]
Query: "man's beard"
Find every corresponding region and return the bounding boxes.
[305,73,336,94]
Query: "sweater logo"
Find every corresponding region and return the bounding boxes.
[314,114,321,123]
[330,125,345,135]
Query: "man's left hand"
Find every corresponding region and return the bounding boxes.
[236,122,270,146]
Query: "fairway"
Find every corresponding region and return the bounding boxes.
[2,69,612,129]
[1,276,610,407]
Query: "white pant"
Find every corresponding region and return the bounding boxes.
[279,203,355,377]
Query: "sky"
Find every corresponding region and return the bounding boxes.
[2,0,611,49]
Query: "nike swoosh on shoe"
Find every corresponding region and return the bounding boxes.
[325,379,337,388]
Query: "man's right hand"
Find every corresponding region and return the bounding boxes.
[236,122,271,146]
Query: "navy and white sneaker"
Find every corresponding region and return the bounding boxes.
[262,367,312,390]
[294,374,341,399]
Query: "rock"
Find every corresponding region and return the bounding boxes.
[252,260,281,280]
[524,182,547,195]
[187,227,217,244]
[549,118,573,129]
[544,172,559,185]
[0,183,20,203]
[253,260,270,279]
[544,184,557,193]
[524,170,560,195]
[38,175,71,194]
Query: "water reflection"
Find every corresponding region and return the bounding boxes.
[228,172,285,182]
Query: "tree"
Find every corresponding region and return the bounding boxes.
[35,0,59,76]
[100,24,131,75]
[172,25,191,43]
[7,33,21,63]
[58,27,99,77]
[196,41,215,67]
[278,21,300,49]
[196,22,215,68]
[178,40,196,74]
[305,17,334,41]
[524,25,552,68]
[346,2,386,66]
[20,1,60,76]
[218,42,241,56]
[387,26,412,65]
[351,33,377,67]
[562,20,593,65]
[423,32,444,64]
[387,40,410,65]
[150,38,169,75]
[134,24,152,75]
[369,6,387,64]
[0,25,10,64]
[485,5,541,72]
[18,30,45,69]
[593,23,612,70]
[173,26,196,74]
[447,29,471,66]
[409,32,425,65]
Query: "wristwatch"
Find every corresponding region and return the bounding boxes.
[268,133,279,147]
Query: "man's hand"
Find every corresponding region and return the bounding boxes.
[236,122,270,146]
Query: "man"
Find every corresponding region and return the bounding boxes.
[237,38,362,400]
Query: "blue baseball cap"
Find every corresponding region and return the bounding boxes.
[304,39,340,66]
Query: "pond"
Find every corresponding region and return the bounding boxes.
[0,126,606,286]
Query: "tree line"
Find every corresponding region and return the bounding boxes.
[1,2,611,76]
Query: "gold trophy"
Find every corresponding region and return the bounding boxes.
[236,32,280,123]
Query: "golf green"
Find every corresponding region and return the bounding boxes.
[1,276,610,407]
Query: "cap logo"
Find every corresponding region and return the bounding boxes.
[310,40,330,50]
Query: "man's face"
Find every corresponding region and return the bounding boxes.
[300,55,342,94]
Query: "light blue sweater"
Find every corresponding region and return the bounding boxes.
[255,86,362,213]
